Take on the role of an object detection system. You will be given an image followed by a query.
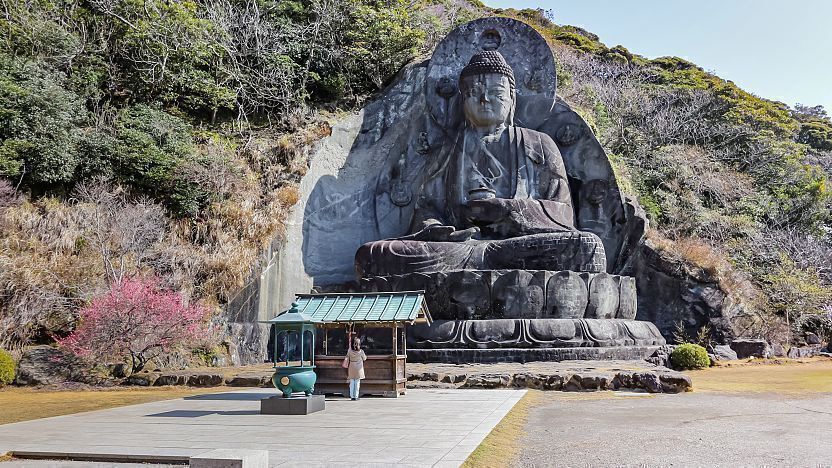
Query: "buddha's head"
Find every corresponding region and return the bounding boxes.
[459,50,516,130]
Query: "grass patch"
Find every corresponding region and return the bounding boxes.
[462,390,543,468]
[0,386,223,425]
[688,358,832,394]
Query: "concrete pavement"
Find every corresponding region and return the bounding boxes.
[0,388,525,467]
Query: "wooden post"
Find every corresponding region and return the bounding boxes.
[324,327,329,356]
[392,324,398,356]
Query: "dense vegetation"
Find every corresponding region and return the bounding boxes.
[1,2,829,359]
[498,8,832,343]
[0,0,482,351]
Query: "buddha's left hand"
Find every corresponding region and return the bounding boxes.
[465,198,511,224]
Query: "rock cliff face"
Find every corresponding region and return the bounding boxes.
[224,18,772,362]
[222,64,431,364]
[627,239,745,343]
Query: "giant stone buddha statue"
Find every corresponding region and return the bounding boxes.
[356,50,606,276]
[352,18,665,362]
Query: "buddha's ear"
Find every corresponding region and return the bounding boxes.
[507,88,517,125]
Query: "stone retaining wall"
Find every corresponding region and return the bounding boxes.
[408,369,691,393]
[121,364,691,394]
[408,345,663,363]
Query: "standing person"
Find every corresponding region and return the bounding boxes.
[346,336,366,400]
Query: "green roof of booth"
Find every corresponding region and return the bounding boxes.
[262,291,431,326]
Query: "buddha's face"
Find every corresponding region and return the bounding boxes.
[460,74,513,129]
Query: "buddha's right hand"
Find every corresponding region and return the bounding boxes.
[398,220,479,242]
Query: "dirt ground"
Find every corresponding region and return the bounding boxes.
[0,386,223,425]
[687,357,832,394]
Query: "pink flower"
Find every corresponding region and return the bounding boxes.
[58,276,211,374]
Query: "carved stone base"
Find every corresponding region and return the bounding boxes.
[360,269,666,363]
[360,269,638,320]
[408,319,666,350]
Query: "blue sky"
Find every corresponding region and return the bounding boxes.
[484,0,832,113]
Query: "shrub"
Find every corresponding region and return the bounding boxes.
[0,349,15,385]
[671,343,710,369]
[58,277,211,375]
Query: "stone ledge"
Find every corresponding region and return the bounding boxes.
[190,449,269,468]
[122,369,274,388]
[8,451,191,464]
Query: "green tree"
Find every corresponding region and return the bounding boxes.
[112,104,210,216]
[0,54,86,187]
[345,0,426,91]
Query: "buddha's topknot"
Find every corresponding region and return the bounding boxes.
[459,50,515,88]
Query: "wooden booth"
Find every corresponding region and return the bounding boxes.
[285,291,431,398]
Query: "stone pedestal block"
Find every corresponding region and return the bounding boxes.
[260,394,325,415]
[360,269,639,321]
[190,449,269,468]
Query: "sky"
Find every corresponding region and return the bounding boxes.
[484,0,832,113]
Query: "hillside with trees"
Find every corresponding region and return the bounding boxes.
[1,2,830,370]
[511,9,832,345]
[0,0,482,358]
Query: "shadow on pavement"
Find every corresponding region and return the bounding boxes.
[146,410,261,418]
[183,393,269,401]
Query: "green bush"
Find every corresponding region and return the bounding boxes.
[671,343,710,370]
[0,349,16,385]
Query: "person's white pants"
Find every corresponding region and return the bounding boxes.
[349,378,361,399]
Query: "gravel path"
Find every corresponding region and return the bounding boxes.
[515,391,832,467]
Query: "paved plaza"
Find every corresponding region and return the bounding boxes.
[0,388,525,467]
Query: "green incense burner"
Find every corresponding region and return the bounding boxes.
[273,365,317,397]
[264,302,319,398]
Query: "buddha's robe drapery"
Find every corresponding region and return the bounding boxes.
[415,125,575,235]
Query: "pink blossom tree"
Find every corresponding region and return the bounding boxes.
[59,277,211,375]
